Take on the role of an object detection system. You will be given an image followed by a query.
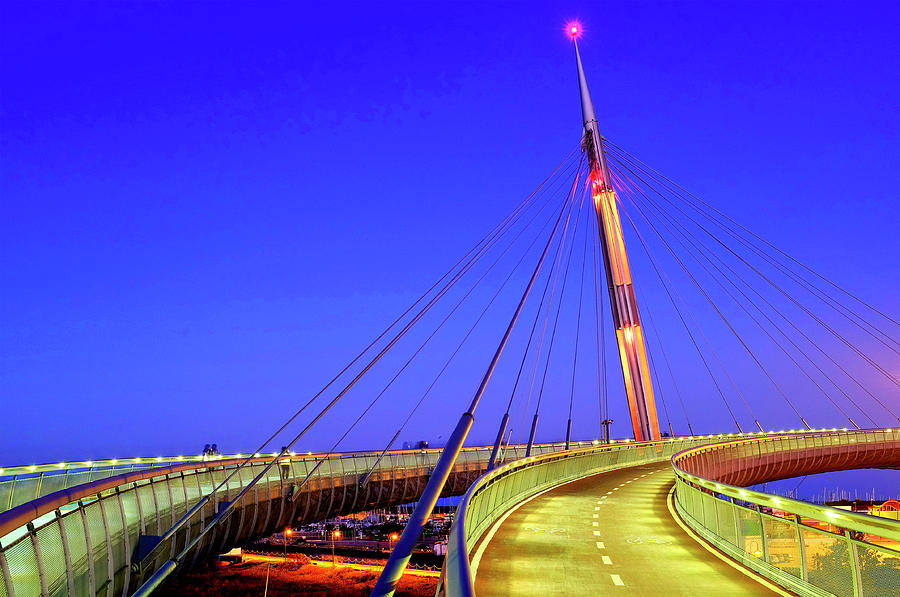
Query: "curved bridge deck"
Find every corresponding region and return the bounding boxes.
[473,463,775,595]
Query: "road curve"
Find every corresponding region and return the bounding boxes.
[472,463,777,595]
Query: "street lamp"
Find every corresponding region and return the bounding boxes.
[331,530,341,568]
[388,533,399,553]
[284,528,292,559]
[601,419,614,444]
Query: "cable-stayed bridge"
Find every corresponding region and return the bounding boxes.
[2,28,898,597]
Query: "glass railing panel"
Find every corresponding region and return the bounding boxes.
[715,498,737,547]
[735,506,764,560]
[762,514,802,580]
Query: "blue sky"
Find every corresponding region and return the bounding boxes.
[2,1,898,466]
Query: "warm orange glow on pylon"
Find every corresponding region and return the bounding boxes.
[591,160,659,441]
[566,21,582,39]
[591,180,632,286]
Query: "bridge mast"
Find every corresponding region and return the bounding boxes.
[573,30,661,441]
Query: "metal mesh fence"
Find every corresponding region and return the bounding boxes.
[104,498,127,596]
[37,478,66,501]
[802,526,854,596]
[763,516,802,580]
[135,483,157,538]
[5,531,40,597]
[7,479,40,511]
[61,511,89,596]
[0,486,11,515]
[856,542,900,597]
[82,503,108,594]
[35,521,67,597]
[0,554,9,597]
[674,473,900,597]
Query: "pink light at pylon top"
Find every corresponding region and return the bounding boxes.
[567,21,582,39]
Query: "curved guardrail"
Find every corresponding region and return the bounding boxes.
[0,441,618,518]
[671,429,900,597]
[0,441,588,597]
[440,435,716,596]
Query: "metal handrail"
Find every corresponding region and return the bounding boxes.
[0,442,597,516]
[0,441,590,597]
[671,429,900,543]
[442,429,900,597]
[671,429,900,597]
[440,435,715,596]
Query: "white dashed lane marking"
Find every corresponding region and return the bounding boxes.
[592,522,599,527]
[602,555,613,565]
[593,531,602,536]
[592,514,599,518]
[611,574,625,586]
[595,541,605,549]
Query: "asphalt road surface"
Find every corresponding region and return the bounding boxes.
[471,463,778,595]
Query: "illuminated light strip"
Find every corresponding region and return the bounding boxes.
[632,326,660,437]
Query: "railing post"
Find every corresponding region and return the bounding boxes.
[98,495,116,590]
[149,478,161,535]
[80,501,97,596]
[134,481,147,536]
[35,472,44,500]
[29,522,49,597]
[793,515,807,582]
[845,530,862,597]
[731,497,740,550]
[757,507,769,564]
[0,548,14,597]
[6,476,15,511]
[117,490,132,597]
[57,508,76,596]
